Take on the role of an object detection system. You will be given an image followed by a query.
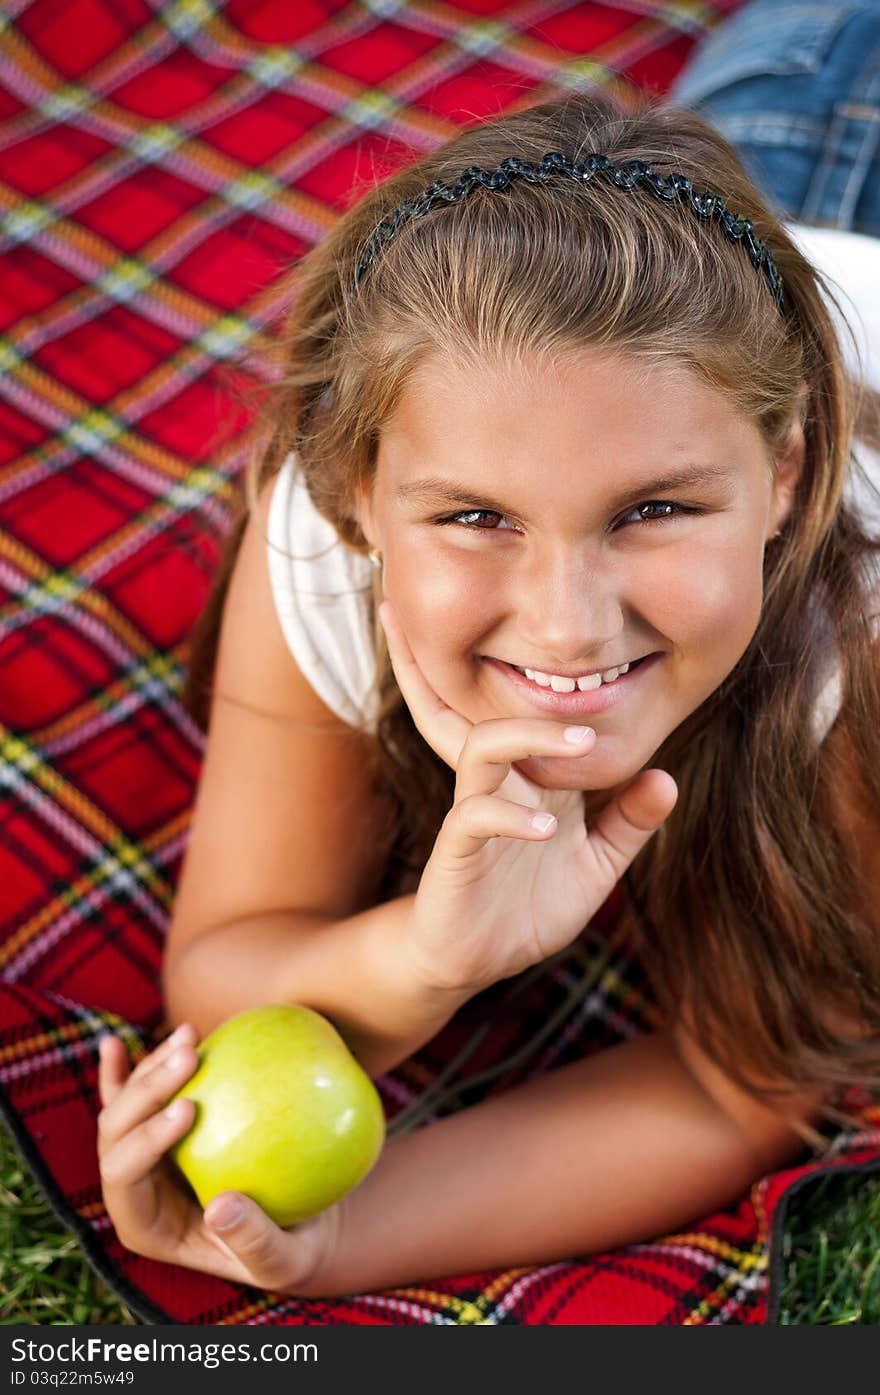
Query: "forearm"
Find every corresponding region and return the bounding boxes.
[320,1029,810,1296]
[162,897,470,1077]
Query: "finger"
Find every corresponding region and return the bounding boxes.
[99,1094,200,1251]
[98,1026,195,1141]
[437,792,561,861]
[98,1023,198,1110]
[98,1038,200,1151]
[584,768,678,883]
[378,599,472,768]
[102,1021,197,1109]
[97,1034,130,1110]
[203,1192,306,1293]
[455,719,596,801]
[128,1022,199,1085]
[100,1094,196,1191]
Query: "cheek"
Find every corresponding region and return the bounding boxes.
[641,539,764,648]
[387,550,488,658]
[701,539,765,639]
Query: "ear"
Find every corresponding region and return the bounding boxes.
[768,380,807,538]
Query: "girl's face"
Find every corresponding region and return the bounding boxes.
[357,349,803,804]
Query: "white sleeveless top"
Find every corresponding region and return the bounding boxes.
[266,221,880,744]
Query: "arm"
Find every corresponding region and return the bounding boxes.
[162,896,472,1079]
[162,480,471,1079]
[313,1027,821,1296]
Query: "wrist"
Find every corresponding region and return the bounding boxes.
[403,890,499,998]
[382,898,474,1009]
[280,1193,350,1299]
[368,893,473,1018]
[312,894,472,1078]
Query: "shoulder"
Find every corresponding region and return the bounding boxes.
[264,452,378,731]
[167,470,395,954]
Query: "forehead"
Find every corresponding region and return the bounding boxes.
[378,348,761,479]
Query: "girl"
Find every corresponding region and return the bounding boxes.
[95,87,880,1299]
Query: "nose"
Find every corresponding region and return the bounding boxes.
[512,547,624,666]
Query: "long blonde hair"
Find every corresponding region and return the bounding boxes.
[184,90,880,1134]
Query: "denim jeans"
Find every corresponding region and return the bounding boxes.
[669,0,880,236]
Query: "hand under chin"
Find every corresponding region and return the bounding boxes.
[513,752,604,788]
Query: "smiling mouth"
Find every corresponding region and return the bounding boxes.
[510,653,651,690]
[481,650,662,715]
[488,652,652,691]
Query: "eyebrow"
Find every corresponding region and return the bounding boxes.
[394,463,738,515]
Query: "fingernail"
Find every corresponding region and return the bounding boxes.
[166,1048,189,1071]
[164,1098,187,1121]
[564,725,594,744]
[206,1197,243,1230]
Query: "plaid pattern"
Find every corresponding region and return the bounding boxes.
[1,0,877,1327]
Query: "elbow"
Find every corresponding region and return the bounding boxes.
[160,944,188,1032]
[161,914,192,1027]
[669,1022,825,1173]
[160,937,216,1039]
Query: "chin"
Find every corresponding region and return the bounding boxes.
[512,752,625,792]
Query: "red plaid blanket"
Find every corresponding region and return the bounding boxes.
[2,0,878,1327]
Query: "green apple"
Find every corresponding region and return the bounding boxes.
[168,1004,385,1228]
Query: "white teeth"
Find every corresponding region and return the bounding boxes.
[518,661,636,691]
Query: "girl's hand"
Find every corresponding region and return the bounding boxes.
[96,1024,344,1296]
[379,598,678,994]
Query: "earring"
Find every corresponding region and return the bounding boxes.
[367,548,383,570]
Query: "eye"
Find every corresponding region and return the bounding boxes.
[436,501,698,532]
[436,509,517,531]
[621,500,696,527]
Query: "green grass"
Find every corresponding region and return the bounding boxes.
[0,1128,137,1325]
[775,1163,880,1324]
[1,1122,878,1325]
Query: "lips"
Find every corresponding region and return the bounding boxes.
[483,652,660,716]
[510,654,649,686]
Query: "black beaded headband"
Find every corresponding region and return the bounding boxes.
[351,151,785,312]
